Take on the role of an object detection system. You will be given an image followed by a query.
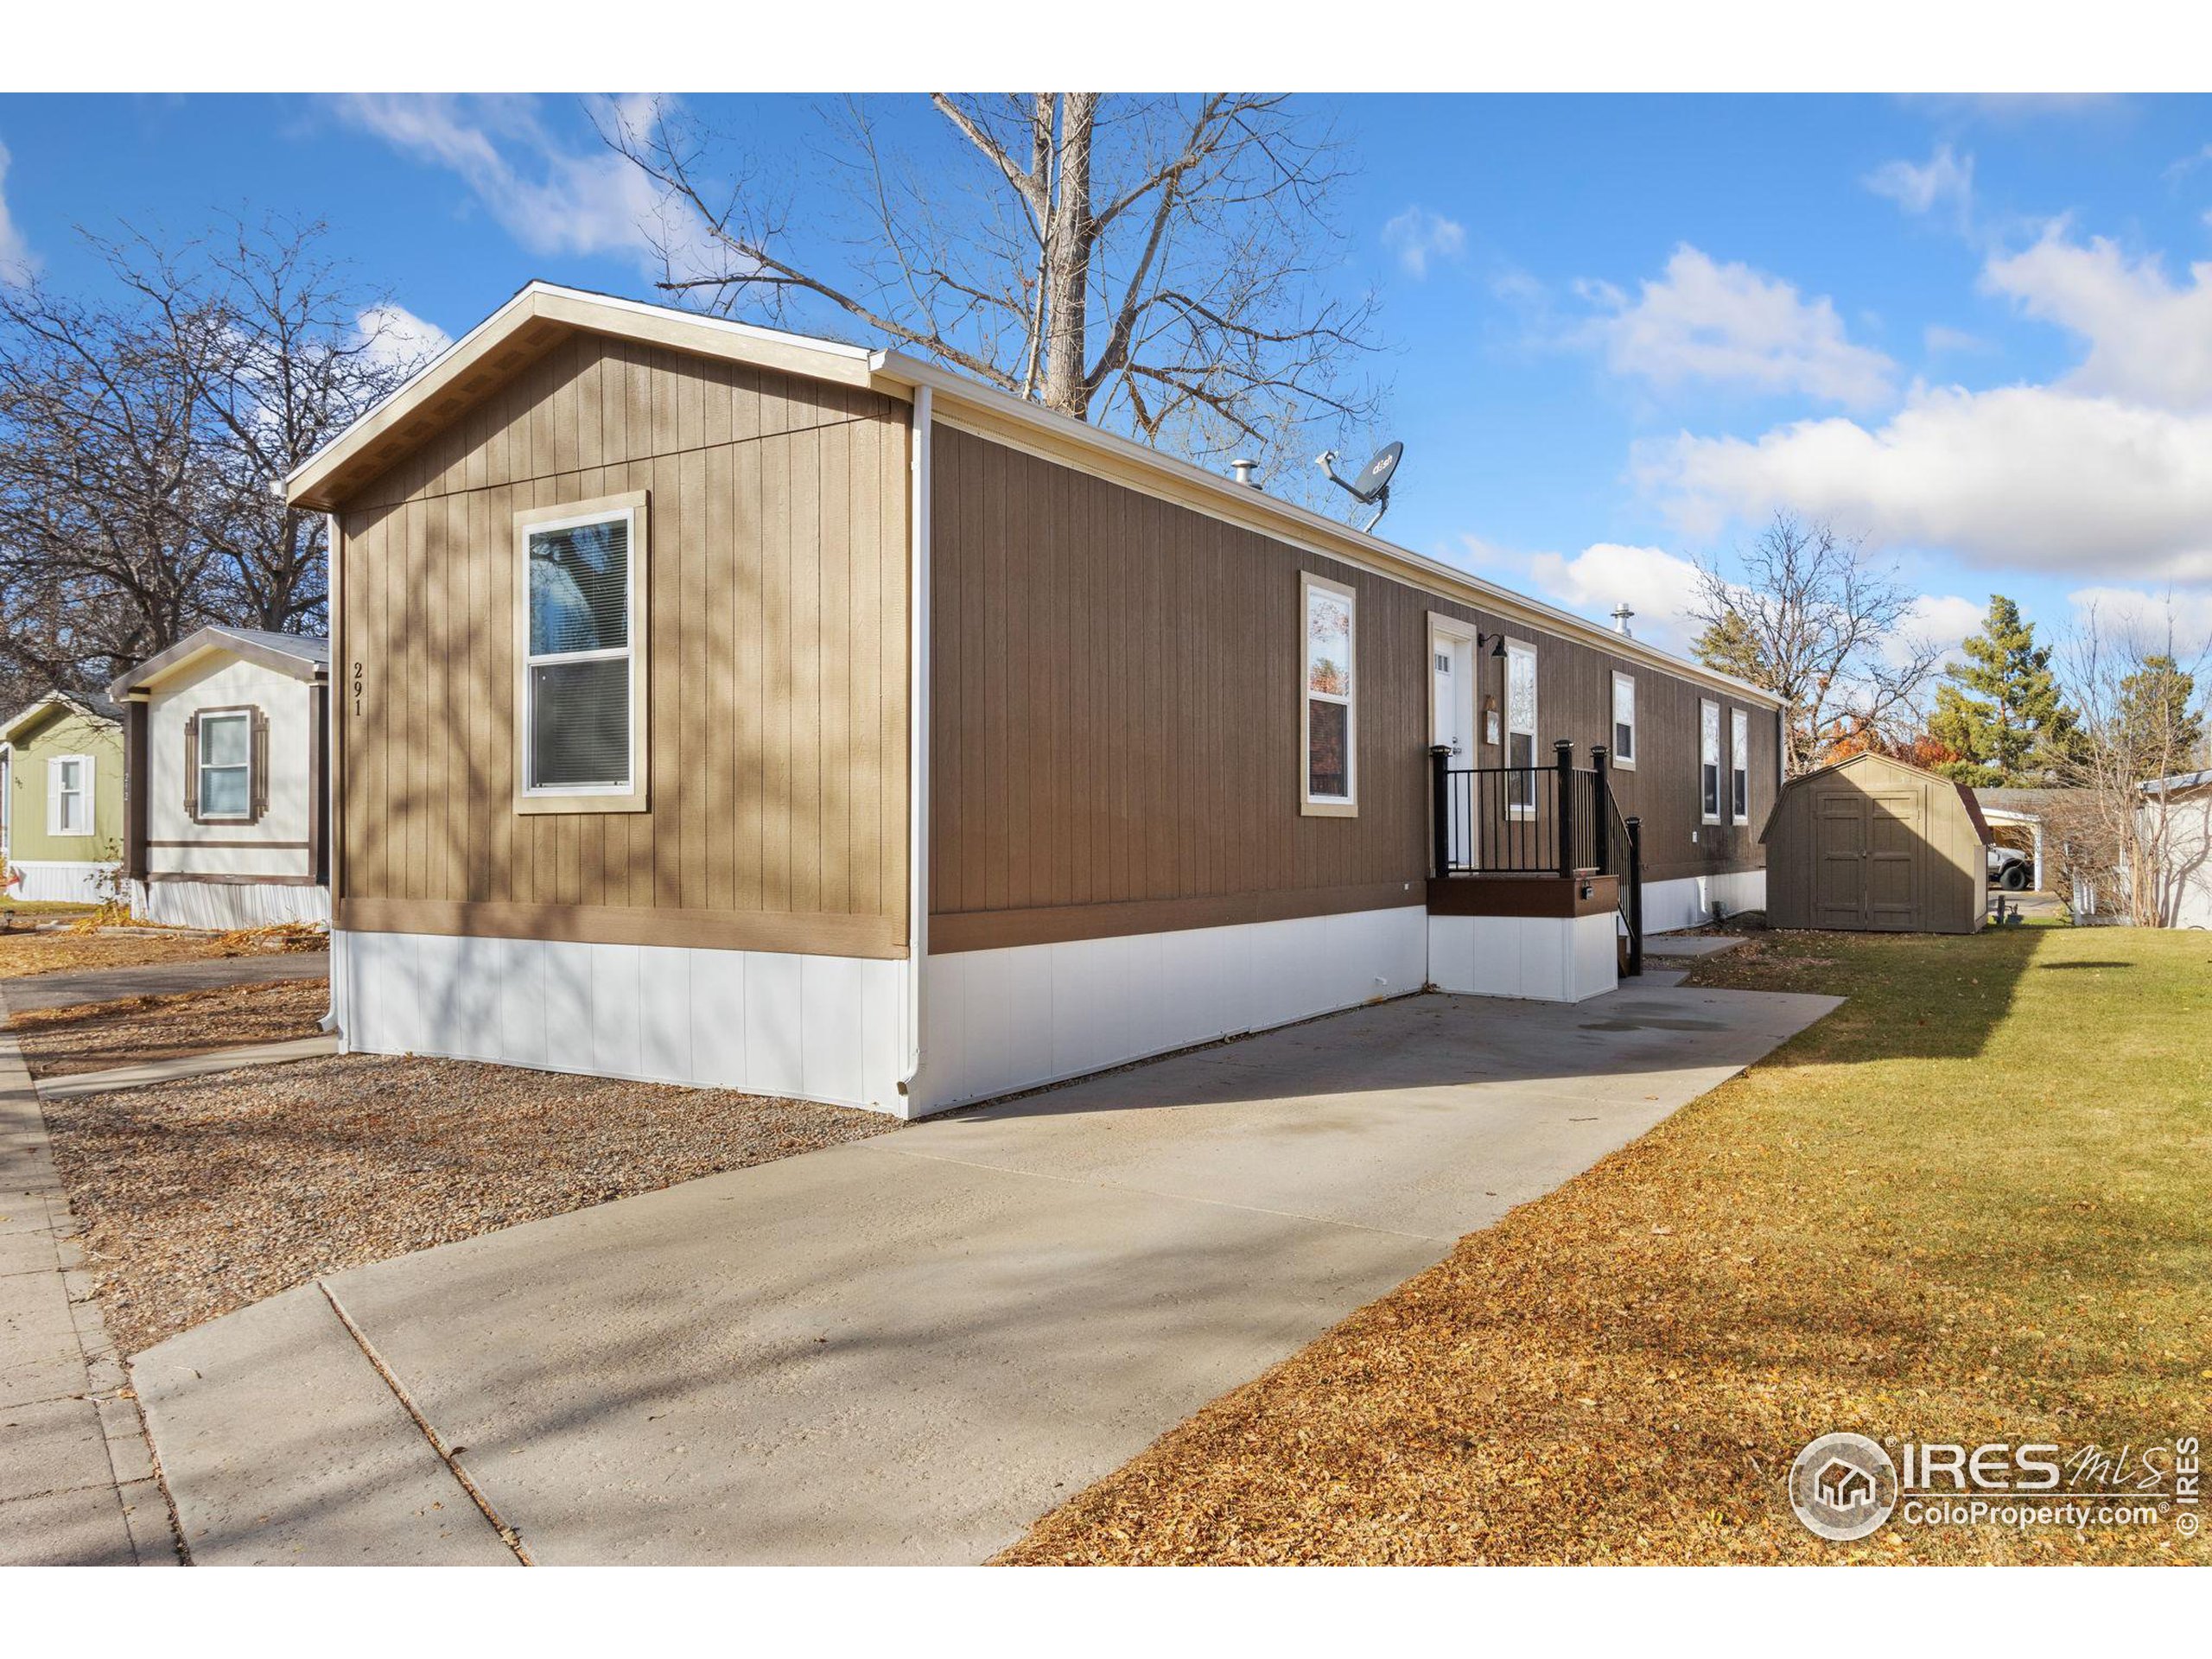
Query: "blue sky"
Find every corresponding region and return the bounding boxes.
[5,92,2211,662]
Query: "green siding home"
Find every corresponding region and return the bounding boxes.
[1,693,125,905]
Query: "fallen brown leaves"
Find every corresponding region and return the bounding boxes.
[1002,925,2210,1566]
[8,976,329,1077]
[0,918,323,980]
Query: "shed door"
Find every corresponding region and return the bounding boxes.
[1864,788,1924,931]
[1812,791,1866,927]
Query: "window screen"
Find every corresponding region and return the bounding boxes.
[1731,708,1749,823]
[1611,672,1636,765]
[525,512,634,791]
[1304,576,1355,805]
[1700,700,1722,823]
[199,712,251,817]
[1506,643,1538,814]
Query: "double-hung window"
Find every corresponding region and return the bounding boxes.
[516,493,651,813]
[1301,573,1357,815]
[1505,641,1538,817]
[48,756,92,836]
[1730,708,1750,824]
[197,712,252,819]
[1699,699,1722,824]
[1611,671,1637,768]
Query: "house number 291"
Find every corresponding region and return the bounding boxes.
[352,661,365,716]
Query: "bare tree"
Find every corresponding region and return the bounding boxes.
[0,218,418,696]
[600,94,1381,497]
[2057,602,2212,926]
[190,217,418,632]
[0,263,219,694]
[1689,512,1942,775]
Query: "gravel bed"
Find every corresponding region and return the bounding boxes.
[8,977,329,1077]
[41,1052,896,1357]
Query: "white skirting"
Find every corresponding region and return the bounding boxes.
[1427,912,1618,1003]
[6,861,118,906]
[131,879,331,931]
[912,905,1428,1116]
[333,930,908,1115]
[1642,868,1768,935]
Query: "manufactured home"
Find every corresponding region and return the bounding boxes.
[108,626,332,929]
[289,283,1783,1117]
[1,692,124,905]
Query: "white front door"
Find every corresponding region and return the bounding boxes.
[1431,624,1477,868]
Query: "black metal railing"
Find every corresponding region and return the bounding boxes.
[1428,741,1603,877]
[1427,739,1645,975]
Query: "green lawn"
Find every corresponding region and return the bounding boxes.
[1006,924,2212,1564]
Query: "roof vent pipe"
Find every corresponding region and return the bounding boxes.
[1611,603,1635,638]
[1229,458,1260,488]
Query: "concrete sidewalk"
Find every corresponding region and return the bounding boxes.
[1,951,328,1014]
[0,991,176,1566]
[137,981,1837,1567]
[37,1035,342,1102]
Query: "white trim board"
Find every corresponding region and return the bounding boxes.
[914,905,1428,1116]
[334,930,906,1116]
[1427,912,1617,1003]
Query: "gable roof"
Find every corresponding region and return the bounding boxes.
[2140,769,2212,798]
[287,280,1784,711]
[0,690,124,749]
[108,626,329,702]
[1758,749,1992,844]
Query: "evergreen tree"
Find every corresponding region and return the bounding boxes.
[2113,654,2203,779]
[1691,609,1768,686]
[1927,596,2078,786]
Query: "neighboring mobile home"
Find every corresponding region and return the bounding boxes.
[0,692,124,905]
[289,283,1783,1117]
[2141,771,2212,928]
[107,626,331,929]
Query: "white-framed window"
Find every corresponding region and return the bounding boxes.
[1505,640,1538,817]
[1300,572,1357,815]
[515,491,651,813]
[1699,699,1722,824]
[1611,671,1637,768]
[48,754,92,836]
[1731,708,1750,824]
[197,711,252,819]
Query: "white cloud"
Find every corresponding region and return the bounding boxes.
[1382,206,1465,279]
[1503,540,1704,652]
[1982,229,2212,411]
[2064,584,2212,652]
[355,302,453,377]
[1865,144,1975,227]
[1643,383,2212,583]
[1899,593,1990,669]
[1578,245,1895,409]
[331,94,711,277]
[0,139,35,285]
[1923,323,1988,356]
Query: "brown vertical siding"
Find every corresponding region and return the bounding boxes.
[333,334,911,957]
[927,426,1780,950]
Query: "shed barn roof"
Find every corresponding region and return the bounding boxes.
[1759,750,1992,844]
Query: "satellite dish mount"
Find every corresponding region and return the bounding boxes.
[1316,441,1404,533]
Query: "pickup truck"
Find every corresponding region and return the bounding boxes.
[1987,845,2032,891]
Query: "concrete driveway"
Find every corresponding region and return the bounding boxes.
[135,979,1836,1566]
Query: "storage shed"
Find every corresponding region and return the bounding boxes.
[1761,752,1990,934]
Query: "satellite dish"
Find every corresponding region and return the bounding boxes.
[1316,441,1405,533]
